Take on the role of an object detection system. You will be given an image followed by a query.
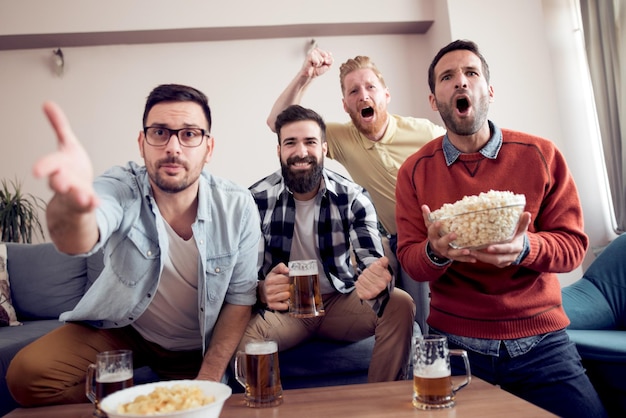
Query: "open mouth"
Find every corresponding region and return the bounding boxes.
[288,157,315,169]
[456,97,470,113]
[360,106,374,118]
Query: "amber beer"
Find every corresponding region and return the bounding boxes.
[412,336,471,410]
[413,366,454,408]
[235,341,283,407]
[86,349,133,409]
[95,371,134,402]
[288,260,325,318]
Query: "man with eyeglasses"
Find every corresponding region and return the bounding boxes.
[7,84,261,407]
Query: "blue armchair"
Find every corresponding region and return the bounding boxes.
[561,233,626,417]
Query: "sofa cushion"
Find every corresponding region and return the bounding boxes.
[566,329,626,362]
[278,337,374,389]
[6,243,91,320]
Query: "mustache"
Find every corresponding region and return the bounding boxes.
[157,156,187,168]
[286,156,317,165]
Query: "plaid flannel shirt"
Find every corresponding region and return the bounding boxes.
[249,168,391,315]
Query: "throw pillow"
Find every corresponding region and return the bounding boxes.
[0,243,22,326]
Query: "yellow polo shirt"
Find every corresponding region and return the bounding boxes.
[326,114,445,235]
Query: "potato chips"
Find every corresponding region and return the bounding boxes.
[117,384,215,415]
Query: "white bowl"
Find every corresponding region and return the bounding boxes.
[99,380,232,418]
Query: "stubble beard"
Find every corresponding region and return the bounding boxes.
[348,103,389,139]
[437,95,490,136]
[149,156,196,194]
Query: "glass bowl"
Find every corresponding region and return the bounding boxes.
[429,194,526,249]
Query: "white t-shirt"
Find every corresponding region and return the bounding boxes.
[132,220,202,350]
[291,197,335,295]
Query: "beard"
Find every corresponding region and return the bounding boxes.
[148,156,195,194]
[347,102,389,138]
[281,156,324,194]
[435,95,490,136]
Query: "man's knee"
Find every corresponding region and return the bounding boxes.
[385,288,416,322]
[7,345,44,406]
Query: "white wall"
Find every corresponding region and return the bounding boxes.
[0,1,613,286]
[440,0,615,284]
[0,34,434,193]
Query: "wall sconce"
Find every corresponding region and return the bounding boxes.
[52,48,64,77]
[306,39,317,56]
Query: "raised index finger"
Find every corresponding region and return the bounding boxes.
[42,101,77,147]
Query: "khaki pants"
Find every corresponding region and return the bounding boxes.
[7,323,203,407]
[240,288,415,382]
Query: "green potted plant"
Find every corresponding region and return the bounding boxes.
[0,178,46,243]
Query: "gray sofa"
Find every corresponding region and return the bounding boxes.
[0,243,374,415]
[0,243,105,415]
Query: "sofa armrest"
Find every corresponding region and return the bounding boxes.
[562,278,616,330]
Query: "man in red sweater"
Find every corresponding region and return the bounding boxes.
[395,40,607,418]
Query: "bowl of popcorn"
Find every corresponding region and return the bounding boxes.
[99,380,232,418]
[428,190,526,249]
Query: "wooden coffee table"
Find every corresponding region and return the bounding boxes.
[5,377,556,417]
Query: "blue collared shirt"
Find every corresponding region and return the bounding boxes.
[59,162,261,353]
[442,120,503,166]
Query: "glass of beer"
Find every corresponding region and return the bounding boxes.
[412,335,471,409]
[235,340,283,408]
[86,349,133,416]
[288,259,325,318]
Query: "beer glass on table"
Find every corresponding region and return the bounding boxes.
[86,349,133,416]
[288,259,325,318]
[235,340,284,407]
[412,335,471,409]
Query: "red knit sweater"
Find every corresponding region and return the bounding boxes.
[395,128,588,339]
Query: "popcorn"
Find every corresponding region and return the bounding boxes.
[429,190,526,249]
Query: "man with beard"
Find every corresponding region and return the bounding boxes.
[395,40,607,418]
[267,48,445,335]
[242,105,415,382]
[7,84,261,407]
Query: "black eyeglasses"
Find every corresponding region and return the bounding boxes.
[143,126,208,148]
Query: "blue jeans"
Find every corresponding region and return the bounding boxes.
[445,329,607,418]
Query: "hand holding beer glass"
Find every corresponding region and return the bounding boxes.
[412,335,471,409]
[288,260,324,318]
[86,349,133,416]
[235,340,284,408]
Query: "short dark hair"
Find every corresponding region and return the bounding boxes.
[427,40,490,93]
[274,105,326,144]
[142,84,212,131]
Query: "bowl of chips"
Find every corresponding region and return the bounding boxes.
[428,190,526,249]
[99,380,232,418]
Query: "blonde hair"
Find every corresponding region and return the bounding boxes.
[339,56,387,94]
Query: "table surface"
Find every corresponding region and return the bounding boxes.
[5,377,556,418]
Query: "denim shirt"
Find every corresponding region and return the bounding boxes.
[432,327,547,358]
[59,162,261,353]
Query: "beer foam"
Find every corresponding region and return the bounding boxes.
[98,370,133,383]
[288,260,318,276]
[245,341,278,355]
[415,358,450,379]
